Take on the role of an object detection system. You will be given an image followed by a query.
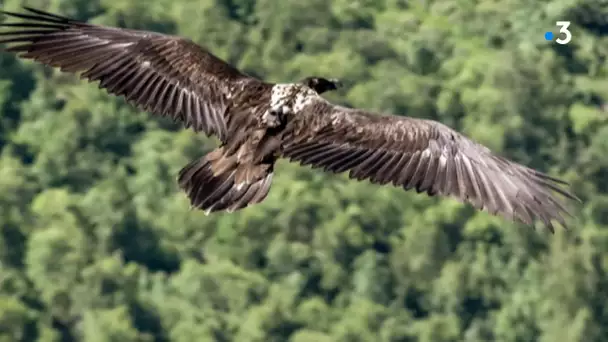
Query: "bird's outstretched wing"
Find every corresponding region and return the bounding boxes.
[0,7,272,142]
[279,97,579,232]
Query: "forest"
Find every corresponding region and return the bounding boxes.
[1,0,608,341]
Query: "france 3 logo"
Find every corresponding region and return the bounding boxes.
[544,21,572,44]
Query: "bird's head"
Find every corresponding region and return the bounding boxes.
[299,76,342,94]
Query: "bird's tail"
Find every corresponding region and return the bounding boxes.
[177,148,274,214]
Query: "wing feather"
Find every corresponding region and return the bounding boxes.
[0,7,272,142]
[280,97,580,231]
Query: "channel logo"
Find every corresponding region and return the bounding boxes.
[544,21,572,45]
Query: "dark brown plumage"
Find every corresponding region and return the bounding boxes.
[0,7,580,232]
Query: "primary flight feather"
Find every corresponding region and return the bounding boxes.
[0,7,580,232]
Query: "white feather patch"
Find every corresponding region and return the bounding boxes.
[269,84,318,114]
[293,89,316,113]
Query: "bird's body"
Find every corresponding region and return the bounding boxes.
[0,7,580,231]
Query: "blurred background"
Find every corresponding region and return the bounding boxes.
[1,0,607,341]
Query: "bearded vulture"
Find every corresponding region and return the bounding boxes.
[0,7,580,231]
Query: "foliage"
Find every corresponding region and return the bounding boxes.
[1,0,607,340]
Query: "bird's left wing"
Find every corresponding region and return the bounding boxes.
[0,7,273,142]
[279,96,579,232]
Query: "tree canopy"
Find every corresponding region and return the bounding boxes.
[1,0,607,341]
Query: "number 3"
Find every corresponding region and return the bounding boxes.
[556,21,572,44]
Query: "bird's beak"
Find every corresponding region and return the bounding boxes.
[330,78,343,89]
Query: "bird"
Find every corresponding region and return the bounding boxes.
[0,7,580,232]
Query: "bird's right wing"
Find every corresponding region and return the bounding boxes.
[0,7,272,142]
[279,97,579,232]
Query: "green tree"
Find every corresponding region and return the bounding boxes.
[1,0,608,341]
